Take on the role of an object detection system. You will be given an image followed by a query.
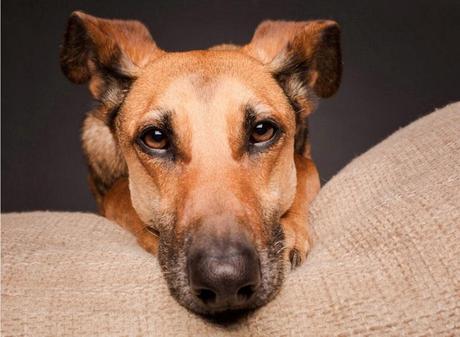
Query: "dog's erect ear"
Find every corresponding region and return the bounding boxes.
[60,11,163,118]
[243,20,341,155]
[245,20,341,103]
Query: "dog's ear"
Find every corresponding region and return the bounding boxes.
[60,11,164,119]
[244,19,341,104]
[243,20,341,155]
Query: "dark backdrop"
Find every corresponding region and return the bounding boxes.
[2,0,460,212]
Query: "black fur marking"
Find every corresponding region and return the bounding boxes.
[101,74,133,130]
[242,105,257,154]
[271,23,342,154]
[272,56,311,155]
[95,49,135,128]
[61,13,136,129]
[312,24,342,98]
[294,118,309,155]
[107,104,122,130]
[273,48,311,92]
[60,13,92,83]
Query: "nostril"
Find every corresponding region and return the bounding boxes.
[237,284,256,301]
[196,288,217,304]
[187,234,261,310]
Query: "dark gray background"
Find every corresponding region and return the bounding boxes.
[2,0,460,212]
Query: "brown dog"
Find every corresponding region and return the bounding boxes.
[60,11,341,315]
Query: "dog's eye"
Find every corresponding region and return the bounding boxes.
[250,121,277,144]
[140,128,169,150]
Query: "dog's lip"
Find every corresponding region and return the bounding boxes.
[195,300,257,316]
[199,308,255,325]
[200,296,256,312]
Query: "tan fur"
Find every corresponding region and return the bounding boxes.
[116,53,298,247]
[60,12,341,313]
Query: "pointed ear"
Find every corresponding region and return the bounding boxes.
[60,11,164,119]
[244,19,341,107]
[243,20,341,156]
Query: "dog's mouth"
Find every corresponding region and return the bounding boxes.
[157,223,286,316]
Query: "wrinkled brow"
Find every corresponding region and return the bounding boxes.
[230,102,277,158]
[137,108,173,131]
[243,102,274,124]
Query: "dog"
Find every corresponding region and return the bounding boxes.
[60,11,341,316]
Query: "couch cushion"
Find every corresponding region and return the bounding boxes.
[2,102,459,336]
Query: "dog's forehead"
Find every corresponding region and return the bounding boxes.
[143,50,269,83]
[121,51,292,131]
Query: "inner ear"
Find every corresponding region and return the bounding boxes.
[243,20,342,156]
[283,21,341,98]
[245,20,341,101]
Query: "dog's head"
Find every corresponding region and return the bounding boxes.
[61,12,341,315]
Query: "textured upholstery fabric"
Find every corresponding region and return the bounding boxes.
[2,102,459,336]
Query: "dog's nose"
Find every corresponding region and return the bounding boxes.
[187,237,260,311]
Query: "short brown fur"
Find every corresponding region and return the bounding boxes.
[60,11,341,315]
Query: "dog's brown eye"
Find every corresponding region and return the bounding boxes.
[141,128,168,150]
[250,122,276,144]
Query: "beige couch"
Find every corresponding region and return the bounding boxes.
[2,102,459,336]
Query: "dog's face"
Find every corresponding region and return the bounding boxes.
[61,12,341,315]
[121,52,296,313]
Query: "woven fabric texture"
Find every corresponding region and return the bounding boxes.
[2,102,459,336]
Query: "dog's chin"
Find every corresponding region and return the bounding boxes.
[157,225,286,317]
